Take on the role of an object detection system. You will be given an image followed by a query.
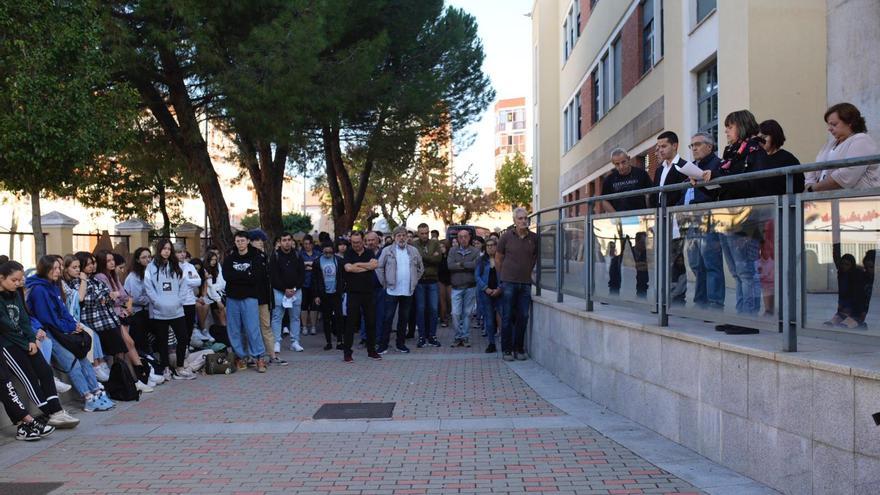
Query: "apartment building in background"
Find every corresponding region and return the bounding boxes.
[530,0,858,213]
[494,97,528,172]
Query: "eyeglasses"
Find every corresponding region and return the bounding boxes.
[688,142,710,149]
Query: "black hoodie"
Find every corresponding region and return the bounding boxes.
[222,246,260,300]
[269,248,305,292]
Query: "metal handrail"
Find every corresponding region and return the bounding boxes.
[529,153,880,354]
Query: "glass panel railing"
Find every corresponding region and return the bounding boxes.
[561,219,586,298]
[592,211,656,305]
[538,224,557,292]
[803,194,880,336]
[668,201,777,329]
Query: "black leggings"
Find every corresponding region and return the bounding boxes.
[2,345,62,416]
[149,317,189,370]
[183,305,196,335]
[0,353,28,423]
[128,310,152,355]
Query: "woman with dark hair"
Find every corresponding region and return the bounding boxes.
[124,247,164,385]
[94,250,152,391]
[60,254,109,381]
[0,260,79,429]
[756,119,804,195]
[26,256,114,411]
[144,239,196,380]
[202,251,226,328]
[807,102,880,191]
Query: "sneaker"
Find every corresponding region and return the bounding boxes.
[135,381,154,393]
[256,359,268,373]
[427,338,441,347]
[336,342,345,350]
[83,396,102,412]
[269,356,288,366]
[376,346,388,355]
[344,353,354,363]
[416,338,426,348]
[282,326,290,336]
[53,377,72,394]
[16,422,42,441]
[94,363,110,382]
[502,352,514,362]
[163,368,173,382]
[47,410,80,429]
[395,345,410,353]
[310,327,318,336]
[440,321,448,328]
[367,351,382,360]
[484,343,496,354]
[190,333,206,349]
[201,329,216,343]
[515,352,528,361]
[290,341,304,352]
[96,392,115,410]
[235,358,247,371]
[274,342,281,354]
[323,343,333,351]
[173,368,197,380]
[31,417,55,437]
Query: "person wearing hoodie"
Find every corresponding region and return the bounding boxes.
[26,256,114,412]
[313,241,344,350]
[249,230,283,365]
[223,231,267,372]
[144,239,197,380]
[174,244,212,346]
[269,232,305,356]
[0,260,79,429]
[60,254,110,382]
[124,247,165,386]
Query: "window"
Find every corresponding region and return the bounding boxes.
[591,69,600,124]
[697,61,719,144]
[641,0,654,74]
[696,0,716,24]
[563,1,580,61]
[601,53,610,115]
[612,37,622,105]
[563,94,582,152]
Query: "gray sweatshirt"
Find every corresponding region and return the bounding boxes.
[447,246,480,289]
[144,261,188,320]
[124,272,151,314]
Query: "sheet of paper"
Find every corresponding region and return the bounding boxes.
[676,161,720,190]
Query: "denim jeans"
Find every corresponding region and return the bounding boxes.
[226,297,265,359]
[42,335,100,398]
[413,282,439,340]
[699,232,725,306]
[722,233,761,314]
[272,289,302,345]
[478,291,501,346]
[501,282,531,353]
[381,294,412,349]
[450,287,476,341]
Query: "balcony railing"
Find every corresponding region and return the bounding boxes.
[531,153,880,351]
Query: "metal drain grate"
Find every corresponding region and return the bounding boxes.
[0,482,64,495]
[313,402,395,420]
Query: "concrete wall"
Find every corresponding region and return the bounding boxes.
[531,296,880,495]
[827,0,880,137]
[532,0,561,211]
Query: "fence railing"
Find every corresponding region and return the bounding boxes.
[532,153,880,352]
[72,233,131,255]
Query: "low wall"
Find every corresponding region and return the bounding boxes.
[531,295,880,495]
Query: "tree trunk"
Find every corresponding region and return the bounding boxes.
[322,120,382,236]
[156,176,171,238]
[8,209,17,258]
[239,138,287,243]
[30,190,45,260]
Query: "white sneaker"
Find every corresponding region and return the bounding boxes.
[54,377,72,394]
[190,334,205,349]
[173,368,197,380]
[310,327,318,335]
[147,378,158,388]
[290,341,304,352]
[201,329,216,343]
[135,381,154,393]
[94,363,110,382]
[163,368,172,382]
[273,342,281,354]
[282,326,290,336]
[150,372,165,385]
[48,409,80,429]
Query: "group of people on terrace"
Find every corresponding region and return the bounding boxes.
[595,102,878,333]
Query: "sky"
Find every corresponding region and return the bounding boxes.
[447,0,534,186]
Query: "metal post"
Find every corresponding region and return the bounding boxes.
[555,209,564,303]
[781,174,797,351]
[585,202,593,312]
[658,196,669,327]
[534,212,542,297]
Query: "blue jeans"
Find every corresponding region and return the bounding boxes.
[414,282,439,340]
[450,287,476,341]
[41,335,100,398]
[479,291,501,345]
[226,297,265,359]
[699,232,725,306]
[501,282,531,353]
[272,289,302,345]
[722,233,761,314]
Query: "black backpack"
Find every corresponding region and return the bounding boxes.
[105,362,141,402]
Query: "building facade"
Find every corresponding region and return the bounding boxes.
[494,97,528,172]
[532,0,832,212]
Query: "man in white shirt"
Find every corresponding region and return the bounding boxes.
[375,226,424,354]
[651,131,689,208]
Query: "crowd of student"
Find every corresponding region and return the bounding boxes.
[597,103,878,333]
[0,209,538,441]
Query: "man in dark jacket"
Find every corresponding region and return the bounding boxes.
[412,223,443,348]
[269,232,305,354]
[223,231,267,372]
[313,241,344,350]
[651,131,690,208]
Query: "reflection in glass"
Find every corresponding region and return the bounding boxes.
[670,204,776,323]
[539,224,556,292]
[592,214,655,303]
[804,197,879,334]
[561,220,586,298]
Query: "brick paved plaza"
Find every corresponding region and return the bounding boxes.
[0,323,774,494]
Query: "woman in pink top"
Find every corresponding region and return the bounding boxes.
[806,103,880,191]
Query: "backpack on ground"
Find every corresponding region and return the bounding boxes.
[184,349,214,373]
[205,350,235,375]
[105,361,140,401]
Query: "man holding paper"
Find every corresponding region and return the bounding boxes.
[650,131,690,208]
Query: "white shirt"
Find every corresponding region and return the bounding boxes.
[387,245,411,297]
[658,154,680,203]
[179,261,201,306]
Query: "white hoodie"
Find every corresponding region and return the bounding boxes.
[179,261,201,306]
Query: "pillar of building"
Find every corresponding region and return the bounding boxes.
[38,211,78,256]
[115,219,153,254]
[175,222,204,259]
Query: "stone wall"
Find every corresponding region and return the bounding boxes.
[531,296,880,495]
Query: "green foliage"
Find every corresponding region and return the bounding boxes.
[426,167,497,227]
[495,152,533,211]
[241,212,313,235]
